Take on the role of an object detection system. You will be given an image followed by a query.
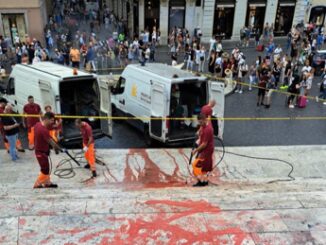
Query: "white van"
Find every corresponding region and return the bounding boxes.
[111,63,224,145]
[0,62,112,145]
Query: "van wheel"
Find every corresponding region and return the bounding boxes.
[144,127,153,146]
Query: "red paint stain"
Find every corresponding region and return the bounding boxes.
[123,149,187,188]
[40,234,55,245]
[38,211,56,216]
[19,217,26,226]
[57,228,88,235]
[75,199,249,244]
[20,231,38,239]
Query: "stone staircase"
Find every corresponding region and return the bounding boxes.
[1,146,326,244]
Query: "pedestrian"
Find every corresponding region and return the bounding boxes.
[171,54,178,67]
[75,119,97,178]
[69,46,80,68]
[33,112,62,188]
[287,75,300,108]
[317,75,326,105]
[197,46,206,73]
[208,50,216,75]
[186,46,194,71]
[236,57,248,94]
[0,98,24,153]
[257,60,270,106]
[1,104,21,161]
[249,64,256,91]
[23,95,42,150]
[86,42,96,71]
[191,113,214,187]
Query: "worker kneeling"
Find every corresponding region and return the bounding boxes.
[192,113,214,187]
[33,112,62,188]
[75,119,97,178]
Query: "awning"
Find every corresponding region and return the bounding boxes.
[248,0,266,7]
[279,0,296,7]
[216,4,235,8]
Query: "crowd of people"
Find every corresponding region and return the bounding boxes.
[183,21,326,109]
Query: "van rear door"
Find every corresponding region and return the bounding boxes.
[208,80,225,139]
[39,80,55,110]
[150,81,166,141]
[98,79,112,138]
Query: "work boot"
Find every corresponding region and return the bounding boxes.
[84,164,90,169]
[92,171,97,178]
[45,183,58,188]
[192,181,204,187]
[17,148,25,153]
[202,181,209,186]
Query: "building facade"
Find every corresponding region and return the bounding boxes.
[107,0,324,43]
[0,0,49,45]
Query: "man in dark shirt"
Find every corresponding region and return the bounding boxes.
[2,105,20,161]
[192,113,214,187]
[0,98,24,153]
[75,119,97,178]
[33,112,62,188]
[23,95,42,150]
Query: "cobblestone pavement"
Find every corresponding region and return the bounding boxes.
[0,145,326,244]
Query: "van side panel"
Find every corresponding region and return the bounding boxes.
[10,66,59,114]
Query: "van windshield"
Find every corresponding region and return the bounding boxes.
[60,78,101,142]
[169,81,207,140]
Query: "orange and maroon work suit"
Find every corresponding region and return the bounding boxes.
[49,116,62,142]
[0,106,23,151]
[192,123,214,176]
[23,103,41,149]
[33,122,51,187]
[81,122,96,171]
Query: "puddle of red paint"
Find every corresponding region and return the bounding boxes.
[65,199,250,244]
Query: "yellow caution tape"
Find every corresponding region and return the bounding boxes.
[1,114,326,121]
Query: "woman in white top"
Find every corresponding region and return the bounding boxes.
[197,46,206,73]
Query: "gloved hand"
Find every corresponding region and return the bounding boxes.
[83,146,88,152]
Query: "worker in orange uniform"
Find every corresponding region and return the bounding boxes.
[23,96,42,150]
[191,113,214,187]
[44,105,62,142]
[0,98,25,152]
[75,119,97,178]
[33,112,62,188]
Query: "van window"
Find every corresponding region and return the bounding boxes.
[7,78,15,95]
[113,77,126,94]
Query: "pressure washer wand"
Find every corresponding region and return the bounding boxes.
[61,149,81,167]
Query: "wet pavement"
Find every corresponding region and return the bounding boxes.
[0,145,326,244]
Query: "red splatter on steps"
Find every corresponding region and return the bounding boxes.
[57,228,89,235]
[123,149,187,188]
[19,217,26,226]
[75,199,250,244]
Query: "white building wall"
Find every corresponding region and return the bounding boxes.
[264,0,278,27]
[139,0,145,33]
[159,0,169,44]
[231,0,248,40]
[185,0,196,32]
[201,0,215,42]
[293,0,306,25]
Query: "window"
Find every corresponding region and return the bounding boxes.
[7,78,15,95]
[196,0,201,7]
[113,77,126,94]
